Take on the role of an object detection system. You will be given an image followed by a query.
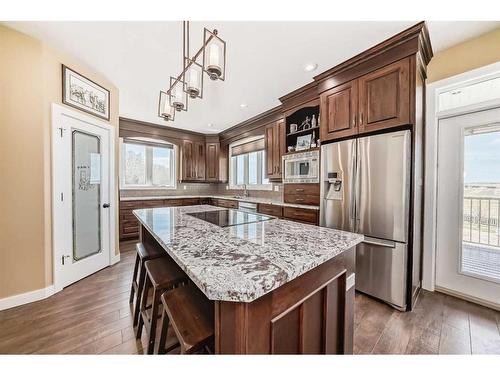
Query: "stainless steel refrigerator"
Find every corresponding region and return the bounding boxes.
[320,130,411,310]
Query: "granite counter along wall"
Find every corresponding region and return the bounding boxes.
[120,181,285,203]
[119,182,220,198]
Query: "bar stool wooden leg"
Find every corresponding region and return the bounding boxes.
[129,252,140,304]
[136,272,150,340]
[133,259,146,327]
[157,309,170,355]
[147,288,162,354]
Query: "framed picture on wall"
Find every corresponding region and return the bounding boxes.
[62,65,110,120]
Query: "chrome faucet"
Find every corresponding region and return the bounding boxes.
[242,184,249,198]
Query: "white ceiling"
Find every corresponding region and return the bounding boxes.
[4,21,499,133]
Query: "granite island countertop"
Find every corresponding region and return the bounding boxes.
[133,205,363,303]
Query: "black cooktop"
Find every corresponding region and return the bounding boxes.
[186,209,274,227]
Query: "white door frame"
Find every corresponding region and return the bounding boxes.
[51,103,116,293]
[423,61,500,293]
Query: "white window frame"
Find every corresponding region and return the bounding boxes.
[423,61,500,292]
[120,137,177,190]
[229,136,272,191]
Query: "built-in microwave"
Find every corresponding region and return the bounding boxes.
[282,150,320,184]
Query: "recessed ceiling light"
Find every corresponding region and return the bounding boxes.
[207,123,214,127]
[240,103,248,108]
[304,63,318,72]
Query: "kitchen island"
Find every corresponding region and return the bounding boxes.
[133,205,363,354]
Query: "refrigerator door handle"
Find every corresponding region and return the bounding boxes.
[355,139,361,221]
[362,236,397,249]
[349,141,357,220]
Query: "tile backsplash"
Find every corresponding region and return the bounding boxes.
[120,182,284,201]
[120,183,219,198]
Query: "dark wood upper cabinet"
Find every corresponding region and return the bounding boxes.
[205,142,219,181]
[265,119,285,180]
[265,124,275,178]
[358,57,410,133]
[194,141,205,180]
[182,139,227,183]
[320,80,358,141]
[320,57,411,142]
[181,139,195,180]
[182,140,205,181]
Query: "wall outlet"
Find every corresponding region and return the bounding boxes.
[274,185,280,192]
[226,185,229,190]
[183,185,187,190]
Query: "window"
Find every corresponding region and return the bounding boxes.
[229,136,270,189]
[121,139,176,189]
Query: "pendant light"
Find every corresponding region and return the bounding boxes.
[157,21,226,123]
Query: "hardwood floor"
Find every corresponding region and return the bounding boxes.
[354,290,500,354]
[0,240,499,354]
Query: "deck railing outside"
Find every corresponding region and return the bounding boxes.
[463,196,500,248]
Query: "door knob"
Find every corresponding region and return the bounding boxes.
[103,203,110,208]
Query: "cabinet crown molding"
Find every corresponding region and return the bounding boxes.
[313,21,433,83]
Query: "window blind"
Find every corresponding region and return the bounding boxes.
[123,138,174,149]
[231,138,265,156]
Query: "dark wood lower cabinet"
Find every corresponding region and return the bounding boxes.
[283,206,319,225]
[120,197,320,240]
[119,198,201,240]
[215,248,355,354]
[213,198,238,209]
[257,203,283,218]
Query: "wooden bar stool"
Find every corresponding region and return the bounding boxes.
[157,283,214,354]
[136,257,188,354]
[129,242,166,327]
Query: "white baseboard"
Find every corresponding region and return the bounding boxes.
[110,252,121,265]
[435,286,500,312]
[0,285,55,311]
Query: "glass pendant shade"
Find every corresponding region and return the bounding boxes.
[158,91,175,121]
[169,76,187,112]
[203,28,226,81]
[184,59,203,99]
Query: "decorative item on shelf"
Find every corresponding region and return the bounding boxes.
[311,131,317,147]
[288,146,295,152]
[316,139,321,147]
[62,65,110,120]
[290,123,298,133]
[317,114,320,127]
[157,21,226,122]
[311,114,317,128]
[301,116,311,130]
[296,134,312,151]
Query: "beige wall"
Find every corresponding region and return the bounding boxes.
[428,27,500,83]
[0,25,119,300]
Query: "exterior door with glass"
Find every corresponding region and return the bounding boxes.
[52,105,114,291]
[436,107,500,307]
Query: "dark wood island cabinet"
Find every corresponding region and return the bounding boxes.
[135,205,363,354]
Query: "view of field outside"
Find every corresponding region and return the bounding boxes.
[123,142,174,187]
[462,130,500,281]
